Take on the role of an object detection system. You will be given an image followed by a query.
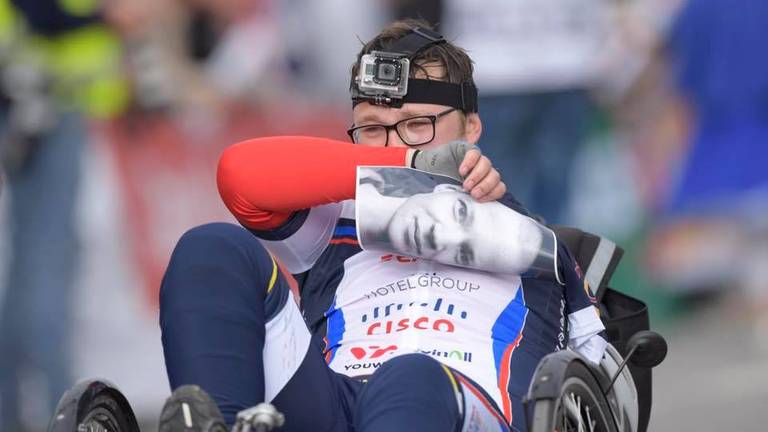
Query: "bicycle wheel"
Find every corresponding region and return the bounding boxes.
[76,393,137,432]
[529,361,617,432]
[48,380,140,432]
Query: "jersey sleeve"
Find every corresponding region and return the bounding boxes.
[252,203,344,274]
[558,242,607,364]
[216,136,409,272]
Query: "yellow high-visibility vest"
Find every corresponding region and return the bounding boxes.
[0,0,129,118]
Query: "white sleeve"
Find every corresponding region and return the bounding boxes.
[256,202,342,274]
[568,306,605,342]
[567,306,608,365]
[571,335,608,366]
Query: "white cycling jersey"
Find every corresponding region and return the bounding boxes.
[258,199,606,420]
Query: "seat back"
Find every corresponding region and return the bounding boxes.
[551,226,624,302]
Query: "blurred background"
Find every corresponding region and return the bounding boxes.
[0,0,765,430]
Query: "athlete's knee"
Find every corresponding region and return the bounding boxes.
[356,354,461,431]
[175,222,267,261]
[362,354,453,401]
[374,353,443,378]
[161,222,274,306]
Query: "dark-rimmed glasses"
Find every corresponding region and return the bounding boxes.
[347,107,457,147]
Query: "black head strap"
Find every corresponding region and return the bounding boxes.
[385,27,445,55]
[353,79,478,112]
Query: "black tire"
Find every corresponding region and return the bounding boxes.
[77,393,138,432]
[48,380,140,432]
[529,361,617,432]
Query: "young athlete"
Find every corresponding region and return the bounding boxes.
[159,20,605,432]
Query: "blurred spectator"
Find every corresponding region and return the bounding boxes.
[647,0,768,307]
[104,0,386,126]
[0,0,128,429]
[274,0,387,105]
[107,0,301,132]
[666,0,768,217]
[105,0,235,121]
[192,0,282,105]
[442,0,622,224]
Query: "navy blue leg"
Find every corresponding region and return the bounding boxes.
[271,349,362,432]
[159,222,358,430]
[354,354,462,432]
[160,223,278,424]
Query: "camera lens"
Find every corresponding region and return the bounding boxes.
[374,60,400,85]
[378,64,397,81]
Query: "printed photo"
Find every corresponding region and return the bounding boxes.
[356,166,560,281]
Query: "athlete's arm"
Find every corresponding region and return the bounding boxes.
[217,136,410,230]
[558,245,607,364]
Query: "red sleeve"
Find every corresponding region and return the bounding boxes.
[217,136,409,230]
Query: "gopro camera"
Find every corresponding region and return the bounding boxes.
[356,51,410,99]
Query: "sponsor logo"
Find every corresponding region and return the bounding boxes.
[362,297,468,335]
[367,316,456,335]
[344,362,381,371]
[380,254,418,263]
[350,345,398,360]
[362,297,469,322]
[574,263,597,303]
[343,346,473,371]
[363,273,480,299]
[348,345,472,363]
[556,297,566,351]
[419,348,473,363]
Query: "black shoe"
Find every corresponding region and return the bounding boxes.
[159,385,228,432]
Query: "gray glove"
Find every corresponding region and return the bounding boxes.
[410,140,479,181]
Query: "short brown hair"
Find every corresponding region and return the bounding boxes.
[349,19,475,92]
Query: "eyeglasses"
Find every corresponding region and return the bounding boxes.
[347,107,457,147]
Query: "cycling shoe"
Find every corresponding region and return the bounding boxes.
[159,385,228,432]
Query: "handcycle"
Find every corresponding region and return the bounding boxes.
[46,227,667,432]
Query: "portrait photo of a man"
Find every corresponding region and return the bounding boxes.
[355,166,560,281]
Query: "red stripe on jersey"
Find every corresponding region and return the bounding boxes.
[329,238,359,246]
[498,331,523,422]
[323,337,333,364]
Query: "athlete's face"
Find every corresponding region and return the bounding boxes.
[351,102,473,150]
[350,64,481,149]
[386,185,542,271]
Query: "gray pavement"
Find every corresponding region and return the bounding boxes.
[649,301,768,431]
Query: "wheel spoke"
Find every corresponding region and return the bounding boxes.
[541,372,611,432]
[559,389,602,432]
[585,405,596,432]
[79,407,121,432]
[577,395,586,432]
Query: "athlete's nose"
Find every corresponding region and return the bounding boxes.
[387,128,407,148]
